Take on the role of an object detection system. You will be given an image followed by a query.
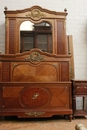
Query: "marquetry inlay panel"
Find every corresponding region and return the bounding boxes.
[3,87,23,108]
[9,19,16,54]
[20,87,51,108]
[48,87,69,107]
[2,62,10,82]
[2,85,70,108]
[12,63,58,82]
[61,62,69,81]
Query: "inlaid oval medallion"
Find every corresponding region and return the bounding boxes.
[19,87,51,108]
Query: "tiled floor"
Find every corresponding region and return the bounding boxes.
[0,116,87,130]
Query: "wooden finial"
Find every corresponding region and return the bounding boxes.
[64,8,67,12]
[4,6,8,11]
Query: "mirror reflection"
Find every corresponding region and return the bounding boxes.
[20,21,52,53]
[20,21,34,31]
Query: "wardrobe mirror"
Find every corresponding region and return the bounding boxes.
[20,21,52,53]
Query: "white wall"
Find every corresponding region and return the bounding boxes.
[0,0,87,79]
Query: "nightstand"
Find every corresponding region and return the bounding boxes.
[72,80,87,118]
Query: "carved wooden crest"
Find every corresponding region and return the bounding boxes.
[26,9,46,20]
[25,52,45,62]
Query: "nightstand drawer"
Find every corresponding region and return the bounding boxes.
[73,81,87,95]
[74,85,87,95]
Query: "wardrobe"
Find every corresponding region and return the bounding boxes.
[0,6,74,121]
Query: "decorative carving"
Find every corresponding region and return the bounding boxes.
[64,8,67,12]
[4,6,8,11]
[32,93,39,99]
[13,63,18,67]
[19,19,24,23]
[5,18,8,28]
[76,86,80,89]
[64,20,66,29]
[69,62,73,79]
[25,52,45,62]
[25,112,45,117]
[26,9,46,19]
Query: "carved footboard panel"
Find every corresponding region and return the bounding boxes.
[0,82,72,119]
[0,49,73,121]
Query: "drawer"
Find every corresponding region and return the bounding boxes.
[74,82,87,95]
[72,81,87,95]
[74,85,87,95]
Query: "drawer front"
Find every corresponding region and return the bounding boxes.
[74,82,87,95]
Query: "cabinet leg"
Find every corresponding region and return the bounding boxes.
[72,115,75,120]
[64,115,72,121]
[69,115,72,122]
